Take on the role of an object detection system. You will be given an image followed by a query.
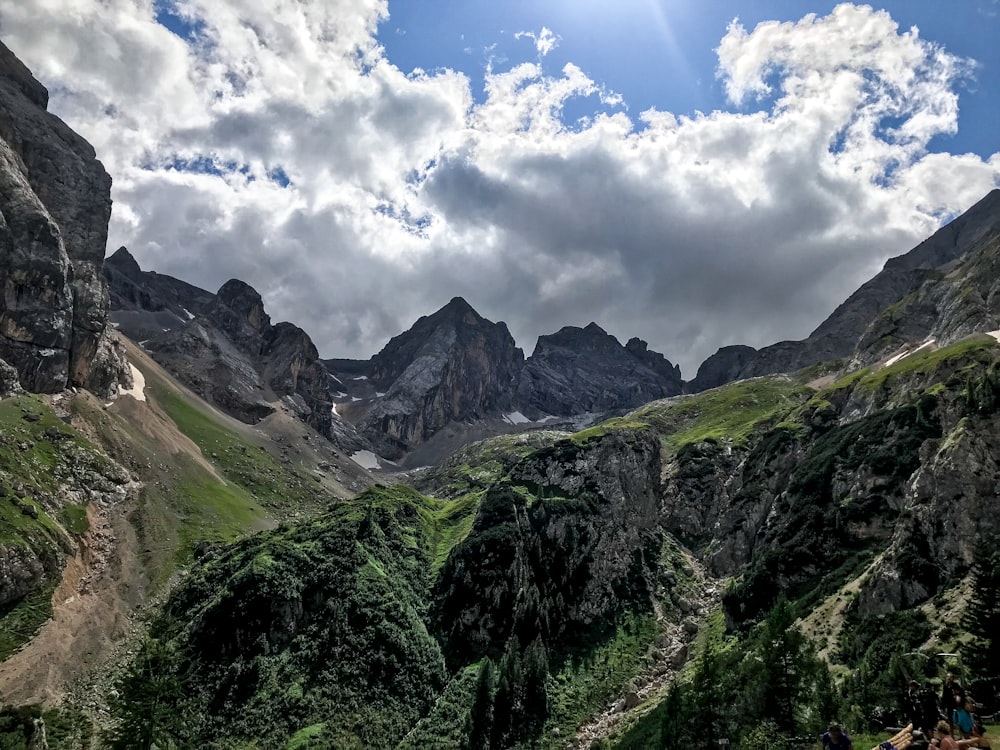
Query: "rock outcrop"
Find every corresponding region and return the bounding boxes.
[357,297,525,458]
[0,41,128,396]
[518,323,683,416]
[432,427,663,666]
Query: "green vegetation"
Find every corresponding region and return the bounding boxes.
[964,549,1000,678]
[108,485,461,749]
[0,581,56,662]
[724,395,941,626]
[0,704,94,749]
[856,335,997,394]
[542,613,660,747]
[422,431,565,497]
[57,504,89,536]
[612,600,836,749]
[0,395,117,659]
[626,377,809,451]
[147,379,322,511]
[838,610,932,727]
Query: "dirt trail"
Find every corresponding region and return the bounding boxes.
[568,548,723,749]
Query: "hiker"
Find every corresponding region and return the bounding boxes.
[920,681,942,733]
[934,720,983,748]
[822,722,854,750]
[954,697,976,738]
[943,674,967,712]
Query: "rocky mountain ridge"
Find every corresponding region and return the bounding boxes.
[104,250,338,440]
[689,189,1000,391]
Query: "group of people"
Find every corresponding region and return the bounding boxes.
[818,674,993,750]
[905,674,992,748]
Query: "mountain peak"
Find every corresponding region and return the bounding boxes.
[106,246,142,278]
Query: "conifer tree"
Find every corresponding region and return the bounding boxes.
[963,549,1000,678]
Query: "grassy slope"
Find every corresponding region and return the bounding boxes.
[571,376,810,451]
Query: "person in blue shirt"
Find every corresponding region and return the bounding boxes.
[822,722,854,750]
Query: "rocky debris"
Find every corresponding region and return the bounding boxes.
[518,323,683,417]
[569,552,723,750]
[358,297,525,458]
[0,41,128,397]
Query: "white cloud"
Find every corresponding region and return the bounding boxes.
[1,2,998,376]
[515,26,560,57]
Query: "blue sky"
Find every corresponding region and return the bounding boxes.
[379,1,999,158]
[4,0,999,373]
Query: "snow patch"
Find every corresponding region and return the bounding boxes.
[120,363,147,402]
[882,339,936,369]
[350,450,381,470]
[352,375,369,381]
[537,415,560,423]
[376,391,386,397]
[330,373,343,384]
[182,307,195,320]
[987,329,1000,343]
[351,396,361,402]
[503,411,530,425]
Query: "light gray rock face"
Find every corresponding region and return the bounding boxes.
[687,190,1000,391]
[518,323,683,416]
[359,297,525,458]
[0,41,128,396]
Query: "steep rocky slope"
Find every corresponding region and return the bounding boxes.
[690,189,1000,391]
[104,246,215,340]
[0,41,128,397]
[105,255,338,439]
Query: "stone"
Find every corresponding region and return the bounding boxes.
[624,691,641,710]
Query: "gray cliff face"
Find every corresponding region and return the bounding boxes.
[687,190,1000,392]
[358,297,525,458]
[848,203,1000,366]
[518,323,683,416]
[659,339,1000,627]
[0,41,128,397]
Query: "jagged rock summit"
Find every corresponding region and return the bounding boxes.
[356,296,525,458]
[0,41,129,396]
[518,322,683,416]
[105,246,216,339]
